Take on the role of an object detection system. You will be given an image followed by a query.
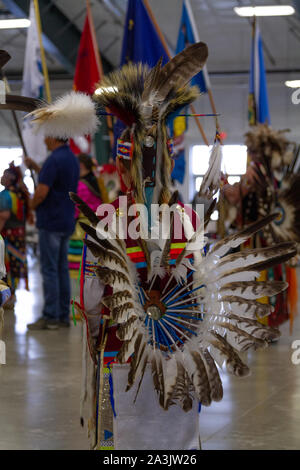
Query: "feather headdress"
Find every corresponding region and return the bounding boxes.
[71,192,297,412]
[245,124,293,172]
[93,42,208,206]
[256,173,300,248]
[244,125,300,248]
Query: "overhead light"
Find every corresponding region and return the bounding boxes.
[234,6,295,17]
[0,18,31,29]
[285,80,300,88]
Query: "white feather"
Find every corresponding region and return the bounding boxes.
[27,91,98,138]
[216,252,269,274]
[199,140,222,197]
[148,250,166,282]
[162,355,178,408]
[214,271,259,285]
[222,299,273,319]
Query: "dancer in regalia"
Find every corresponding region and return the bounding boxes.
[223,124,300,329]
[28,44,297,450]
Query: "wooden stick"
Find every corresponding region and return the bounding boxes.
[33,0,51,103]
[2,76,37,188]
[143,0,210,146]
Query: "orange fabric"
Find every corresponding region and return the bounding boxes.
[286,266,298,335]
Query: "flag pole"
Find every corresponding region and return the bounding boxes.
[33,0,51,103]
[252,15,257,126]
[86,0,114,150]
[143,0,210,146]
[184,0,220,133]
[86,0,103,76]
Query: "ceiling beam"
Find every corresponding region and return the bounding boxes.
[2,0,113,74]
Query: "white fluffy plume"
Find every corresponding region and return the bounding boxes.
[26,91,98,139]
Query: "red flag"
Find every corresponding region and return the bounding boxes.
[70,4,102,154]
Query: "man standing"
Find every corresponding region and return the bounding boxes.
[26,136,79,330]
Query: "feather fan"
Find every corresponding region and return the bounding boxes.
[199,137,222,198]
[72,183,295,413]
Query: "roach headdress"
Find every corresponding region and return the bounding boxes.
[93,42,208,206]
[245,124,293,172]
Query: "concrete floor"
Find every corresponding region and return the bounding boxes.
[1,257,300,450]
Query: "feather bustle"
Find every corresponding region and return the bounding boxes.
[220,280,288,299]
[189,351,212,406]
[70,192,99,226]
[102,291,132,310]
[201,349,223,402]
[220,296,273,319]
[209,331,250,377]
[211,213,279,257]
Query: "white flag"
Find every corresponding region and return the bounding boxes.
[22,0,47,165]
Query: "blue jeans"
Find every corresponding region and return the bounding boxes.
[39,229,71,323]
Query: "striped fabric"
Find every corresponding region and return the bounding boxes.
[116,139,133,160]
[84,261,98,278]
[126,242,189,269]
[167,138,175,158]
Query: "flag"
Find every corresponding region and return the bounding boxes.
[113,0,170,158]
[120,0,169,67]
[21,0,47,165]
[248,19,270,126]
[73,10,102,95]
[169,0,211,184]
[71,5,102,155]
[176,0,210,94]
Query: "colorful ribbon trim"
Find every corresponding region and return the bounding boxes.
[117,139,133,160]
[167,138,174,157]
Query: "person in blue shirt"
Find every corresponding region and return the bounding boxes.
[25,136,80,330]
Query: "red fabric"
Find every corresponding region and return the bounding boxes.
[268,264,289,328]
[100,164,118,175]
[70,11,101,155]
[73,14,100,95]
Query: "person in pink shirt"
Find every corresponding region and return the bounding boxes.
[69,154,103,280]
[76,154,103,216]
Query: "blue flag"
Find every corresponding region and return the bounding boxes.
[169,0,211,184]
[176,0,210,93]
[121,0,169,67]
[113,0,169,158]
[248,20,270,125]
